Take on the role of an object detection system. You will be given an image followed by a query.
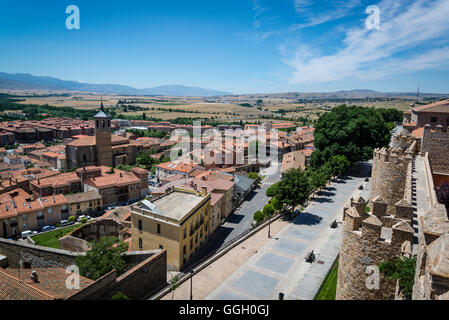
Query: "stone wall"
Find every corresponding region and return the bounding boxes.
[369,146,413,215]
[421,125,449,174]
[336,199,414,300]
[0,238,81,268]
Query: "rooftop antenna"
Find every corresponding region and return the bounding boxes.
[416,83,420,102]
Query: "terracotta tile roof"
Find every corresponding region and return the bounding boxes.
[300,149,314,157]
[156,161,198,174]
[30,172,80,189]
[0,269,53,300]
[412,127,426,139]
[84,169,140,188]
[4,268,93,300]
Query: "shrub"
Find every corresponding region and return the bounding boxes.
[378,256,416,299]
[68,216,76,222]
[111,291,129,300]
[254,211,264,223]
[248,172,259,180]
[81,217,87,224]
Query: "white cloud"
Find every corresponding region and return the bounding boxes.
[286,0,449,84]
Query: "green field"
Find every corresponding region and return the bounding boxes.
[314,259,339,300]
[31,225,80,249]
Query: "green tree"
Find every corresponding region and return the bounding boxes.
[170,275,180,300]
[311,105,394,167]
[262,203,275,218]
[76,237,128,280]
[327,155,351,176]
[270,169,310,211]
[253,210,264,223]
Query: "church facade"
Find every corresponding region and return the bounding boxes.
[65,104,137,170]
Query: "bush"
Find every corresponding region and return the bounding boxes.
[68,216,76,222]
[111,291,129,300]
[81,217,87,223]
[378,256,416,299]
[248,172,259,180]
[55,223,60,228]
[254,211,264,223]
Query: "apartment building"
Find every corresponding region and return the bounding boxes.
[0,189,69,238]
[81,166,147,205]
[131,188,211,270]
[65,190,103,218]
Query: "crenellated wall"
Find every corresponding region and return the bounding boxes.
[336,196,414,300]
[369,146,413,215]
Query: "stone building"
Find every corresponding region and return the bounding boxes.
[65,103,137,169]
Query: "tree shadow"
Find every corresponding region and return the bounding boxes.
[290,212,323,226]
[316,190,336,197]
[313,196,335,203]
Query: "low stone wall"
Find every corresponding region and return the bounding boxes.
[0,238,81,269]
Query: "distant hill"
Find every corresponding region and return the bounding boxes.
[0,72,232,97]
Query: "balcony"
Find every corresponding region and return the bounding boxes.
[10,220,18,227]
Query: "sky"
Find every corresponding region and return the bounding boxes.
[0,0,448,94]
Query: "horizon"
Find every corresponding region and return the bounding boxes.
[1,0,449,94]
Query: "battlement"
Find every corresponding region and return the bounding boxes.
[343,196,413,245]
[421,124,449,174]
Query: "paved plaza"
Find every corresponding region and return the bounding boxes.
[207,173,370,300]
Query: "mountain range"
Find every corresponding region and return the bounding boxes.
[0,72,232,97]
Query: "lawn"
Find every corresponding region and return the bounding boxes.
[31,225,80,249]
[314,258,339,300]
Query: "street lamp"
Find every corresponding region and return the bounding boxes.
[190,270,194,300]
[268,215,271,238]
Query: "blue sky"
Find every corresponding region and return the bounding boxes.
[0,0,448,94]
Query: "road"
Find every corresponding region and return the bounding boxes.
[182,163,281,269]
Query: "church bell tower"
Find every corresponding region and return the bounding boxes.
[94,100,113,167]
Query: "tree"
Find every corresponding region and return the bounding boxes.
[311,105,395,167]
[270,169,310,210]
[262,203,275,218]
[266,182,279,197]
[254,210,264,223]
[76,236,128,280]
[327,155,351,176]
[271,197,283,212]
[136,150,156,170]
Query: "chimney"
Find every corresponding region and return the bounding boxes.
[30,271,38,283]
[201,186,207,196]
[37,179,40,185]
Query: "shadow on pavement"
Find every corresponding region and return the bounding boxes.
[290,212,323,226]
[226,214,245,224]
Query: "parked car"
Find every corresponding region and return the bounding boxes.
[60,220,74,227]
[41,225,55,232]
[21,230,33,239]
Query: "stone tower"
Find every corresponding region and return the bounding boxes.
[94,101,113,167]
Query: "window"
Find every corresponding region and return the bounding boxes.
[431,117,437,122]
[157,224,161,234]
[183,227,186,239]
[77,203,80,209]
[190,239,193,249]
[22,214,27,221]
[139,238,143,249]
[138,219,142,232]
[159,245,163,249]
[47,208,52,214]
